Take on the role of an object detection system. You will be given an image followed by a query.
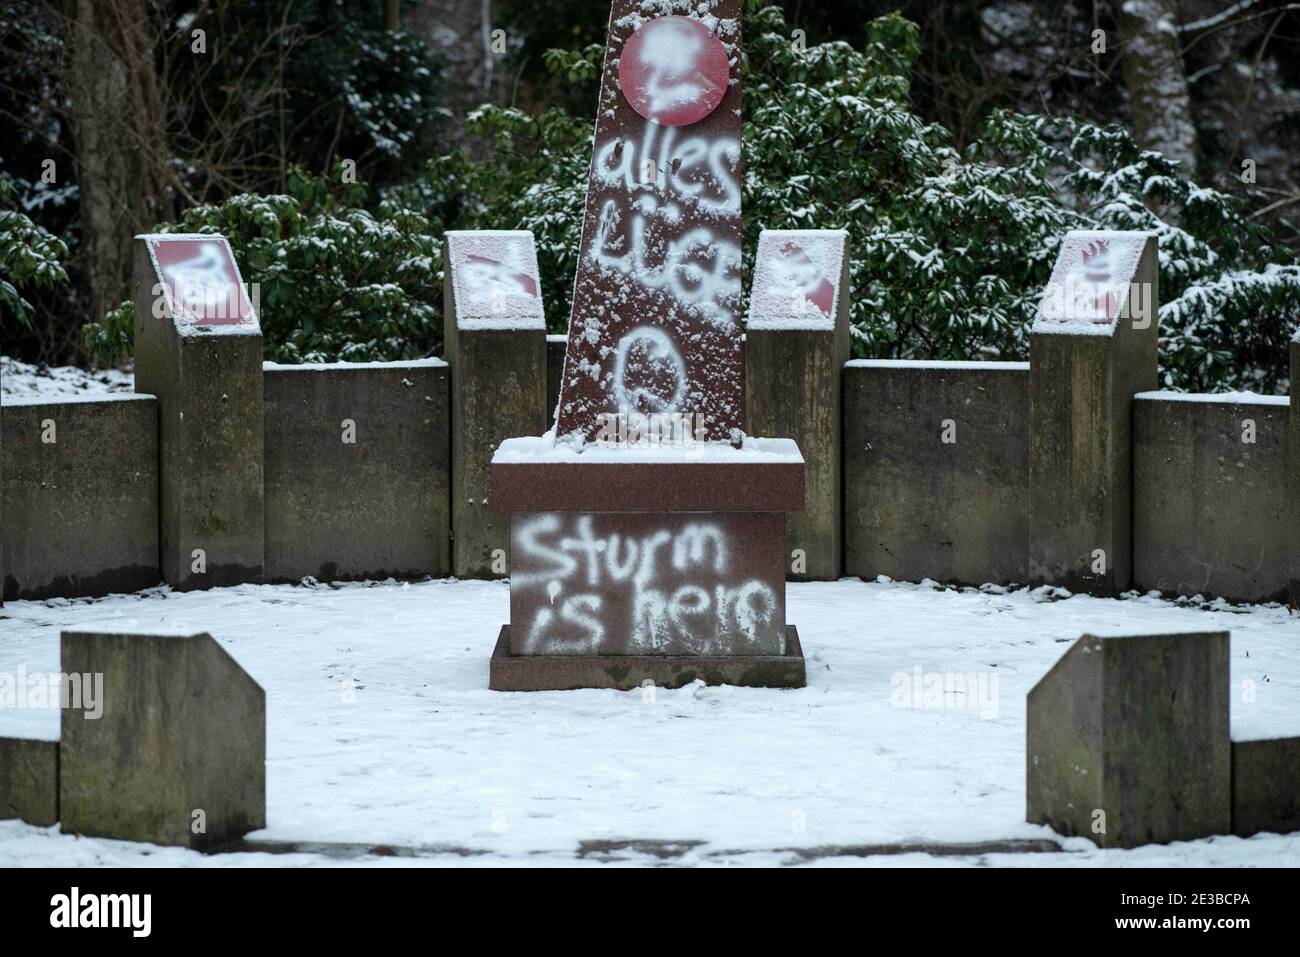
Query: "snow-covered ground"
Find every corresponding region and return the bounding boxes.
[0,357,132,400]
[1,577,1297,867]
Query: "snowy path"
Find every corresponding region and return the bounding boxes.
[0,577,1297,867]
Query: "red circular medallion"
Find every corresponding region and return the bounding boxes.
[618,16,729,127]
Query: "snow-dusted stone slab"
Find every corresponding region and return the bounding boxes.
[443,231,547,578]
[490,625,804,691]
[1232,736,1300,837]
[746,230,849,580]
[1133,392,1288,603]
[1026,630,1230,849]
[2,394,159,599]
[1029,230,1159,594]
[133,234,265,590]
[0,736,59,827]
[553,1,745,445]
[59,628,265,850]
[491,434,804,513]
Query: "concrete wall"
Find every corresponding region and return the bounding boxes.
[844,360,1031,586]
[2,395,160,599]
[1134,393,1289,603]
[2,353,1297,605]
[263,361,451,582]
[545,334,565,430]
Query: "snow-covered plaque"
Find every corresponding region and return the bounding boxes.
[445,230,545,330]
[1035,230,1157,334]
[141,234,257,327]
[747,229,847,330]
[554,0,744,445]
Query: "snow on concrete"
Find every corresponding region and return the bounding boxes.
[1135,389,1288,406]
[494,430,803,463]
[1,357,133,401]
[0,577,1296,867]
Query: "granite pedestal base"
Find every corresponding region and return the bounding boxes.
[490,624,805,691]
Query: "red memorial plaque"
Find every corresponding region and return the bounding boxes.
[554,0,744,445]
[747,229,847,327]
[143,234,257,326]
[1037,230,1151,328]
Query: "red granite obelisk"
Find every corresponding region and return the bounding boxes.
[488,0,807,690]
[554,3,744,445]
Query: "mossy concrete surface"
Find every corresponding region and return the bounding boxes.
[0,736,59,826]
[844,362,1030,586]
[2,395,159,599]
[443,320,546,579]
[1134,395,1288,602]
[59,628,265,850]
[263,362,450,581]
[1231,736,1300,837]
[1027,630,1230,848]
[133,238,265,590]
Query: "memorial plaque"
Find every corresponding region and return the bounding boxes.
[142,234,257,326]
[508,511,786,656]
[1036,230,1154,329]
[747,229,847,329]
[445,230,545,329]
[554,1,744,445]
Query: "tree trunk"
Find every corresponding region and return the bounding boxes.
[1118,0,1199,173]
[63,0,173,325]
[385,0,401,32]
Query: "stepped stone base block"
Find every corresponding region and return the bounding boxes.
[1232,737,1300,837]
[0,736,59,827]
[263,360,451,581]
[1027,630,1230,848]
[59,629,265,850]
[2,395,160,600]
[491,439,806,688]
[490,625,805,691]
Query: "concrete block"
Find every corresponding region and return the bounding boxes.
[1026,630,1230,848]
[1029,231,1159,593]
[59,628,265,850]
[0,736,59,827]
[263,360,450,581]
[746,229,850,580]
[844,360,1030,585]
[1232,736,1300,837]
[133,235,265,589]
[2,395,159,599]
[443,231,547,578]
[1134,394,1288,602]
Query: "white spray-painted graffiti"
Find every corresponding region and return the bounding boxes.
[512,514,782,656]
[589,122,742,333]
[612,325,687,413]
